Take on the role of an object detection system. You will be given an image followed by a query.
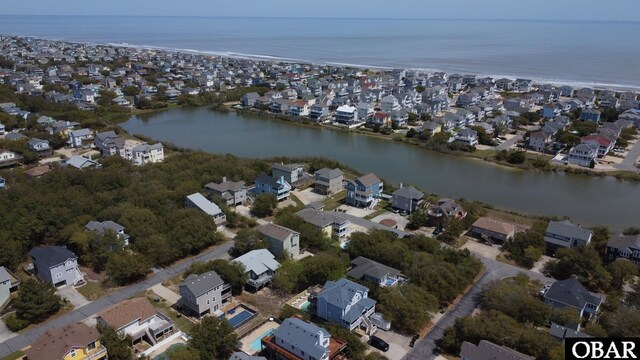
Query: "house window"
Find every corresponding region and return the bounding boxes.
[56,273,63,278]
[87,342,96,350]
[70,349,76,357]
[207,299,210,305]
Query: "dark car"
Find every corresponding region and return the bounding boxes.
[369,335,390,352]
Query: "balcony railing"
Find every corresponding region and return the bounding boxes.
[87,346,108,360]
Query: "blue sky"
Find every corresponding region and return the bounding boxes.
[2,0,639,21]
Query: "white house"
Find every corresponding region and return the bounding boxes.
[97,298,174,346]
[69,128,94,148]
[130,143,164,165]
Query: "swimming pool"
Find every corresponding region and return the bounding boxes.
[227,309,256,328]
[250,327,277,352]
[299,300,311,313]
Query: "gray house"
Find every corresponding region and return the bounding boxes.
[204,177,248,206]
[314,168,344,195]
[232,249,280,292]
[272,163,306,186]
[312,278,377,333]
[257,223,300,259]
[178,271,232,318]
[347,256,407,287]
[544,220,593,251]
[542,277,603,323]
[460,340,533,360]
[85,220,130,246]
[28,245,84,287]
[186,193,227,226]
[391,186,424,213]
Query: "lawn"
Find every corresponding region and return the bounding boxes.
[0,351,25,360]
[323,190,346,211]
[76,280,108,301]
[364,200,391,220]
[289,193,304,207]
[144,292,195,333]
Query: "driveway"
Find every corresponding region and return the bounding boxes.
[496,134,522,151]
[150,284,181,305]
[368,331,411,360]
[403,254,553,360]
[0,241,235,358]
[615,138,640,171]
[0,319,16,343]
[57,285,90,308]
[292,188,325,205]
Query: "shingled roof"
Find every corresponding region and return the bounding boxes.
[180,271,224,298]
[25,323,101,360]
[97,297,157,330]
[544,277,603,310]
[459,340,534,360]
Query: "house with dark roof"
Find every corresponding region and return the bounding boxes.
[85,220,130,246]
[186,192,226,226]
[542,277,603,322]
[606,234,640,264]
[28,245,84,287]
[178,271,232,318]
[257,223,300,258]
[97,297,174,346]
[314,168,344,195]
[460,340,533,360]
[549,322,593,342]
[254,173,292,201]
[94,130,125,157]
[232,249,281,291]
[544,220,593,251]
[345,173,383,208]
[295,208,351,244]
[261,317,347,360]
[347,256,407,287]
[428,198,467,225]
[24,323,108,360]
[391,185,424,213]
[311,278,377,333]
[205,177,248,206]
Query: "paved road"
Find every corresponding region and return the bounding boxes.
[0,241,234,357]
[615,139,640,171]
[496,134,523,151]
[403,252,553,360]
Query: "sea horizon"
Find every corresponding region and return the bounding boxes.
[1,15,639,90]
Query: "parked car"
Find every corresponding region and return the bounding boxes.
[369,336,390,352]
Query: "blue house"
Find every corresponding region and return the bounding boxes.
[580,109,601,123]
[311,278,377,333]
[254,173,292,201]
[346,173,383,208]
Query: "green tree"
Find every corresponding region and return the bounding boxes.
[544,245,611,291]
[14,279,62,323]
[480,276,550,326]
[550,307,581,327]
[122,86,141,96]
[376,284,437,333]
[503,222,546,268]
[607,259,638,290]
[251,193,278,218]
[105,251,151,286]
[189,317,238,360]
[230,229,267,256]
[507,150,526,164]
[98,325,135,360]
[89,230,125,272]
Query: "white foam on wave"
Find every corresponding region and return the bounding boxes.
[9,34,640,91]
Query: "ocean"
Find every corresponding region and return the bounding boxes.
[0,15,639,89]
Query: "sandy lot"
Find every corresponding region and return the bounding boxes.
[370,212,410,230]
[292,188,326,205]
[461,238,501,260]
